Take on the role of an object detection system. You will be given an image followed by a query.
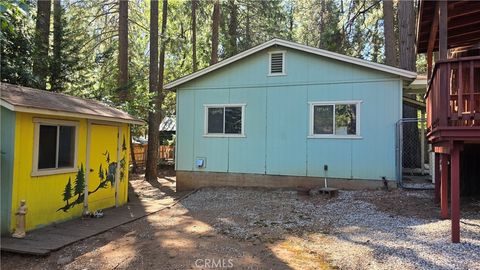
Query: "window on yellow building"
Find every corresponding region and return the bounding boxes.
[32,119,78,176]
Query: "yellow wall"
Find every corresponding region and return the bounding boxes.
[10,112,130,231]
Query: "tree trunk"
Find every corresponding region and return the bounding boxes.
[383,0,396,67]
[318,0,326,48]
[398,0,416,72]
[191,0,197,72]
[399,0,420,168]
[118,0,129,99]
[50,0,61,92]
[33,0,52,90]
[288,3,294,41]
[227,0,237,57]
[245,2,251,48]
[145,0,159,182]
[147,0,169,182]
[210,0,220,64]
[158,0,168,101]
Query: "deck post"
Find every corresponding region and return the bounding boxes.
[440,153,449,219]
[434,153,441,203]
[450,143,461,243]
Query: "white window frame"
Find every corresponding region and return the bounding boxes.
[32,118,79,176]
[268,50,286,76]
[204,104,246,138]
[308,100,362,139]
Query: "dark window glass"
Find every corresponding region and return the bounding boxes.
[38,125,57,169]
[335,104,357,135]
[58,126,75,167]
[225,107,242,134]
[313,105,333,134]
[208,107,224,133]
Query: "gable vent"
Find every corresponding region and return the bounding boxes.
[270,52,284,75]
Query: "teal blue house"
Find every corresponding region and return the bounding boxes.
[165,39,417,191]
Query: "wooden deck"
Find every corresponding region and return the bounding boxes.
[1,182,187,256]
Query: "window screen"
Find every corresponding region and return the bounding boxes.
[313,105,334,134]
[37,124,76,170]
[38,125,57,169]
[206,106,243,135]
[312,103,358,136]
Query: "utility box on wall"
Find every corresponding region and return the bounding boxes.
[196,157,206,168]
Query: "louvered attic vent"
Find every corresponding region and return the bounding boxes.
[269,52,284,75]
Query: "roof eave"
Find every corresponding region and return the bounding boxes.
[1,100,145,125]
[165,39,417,90]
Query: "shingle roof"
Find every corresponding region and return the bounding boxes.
[0,83,144,124]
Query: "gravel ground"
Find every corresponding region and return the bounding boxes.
[2,182,479,270]
[181,188,480,270]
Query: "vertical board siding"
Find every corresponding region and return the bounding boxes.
[193,89,229,172]
[266,86,308,176]
[1,107,15,234]
[176,47,403,181]
[228,88,267,174]
[8,112,131,231]
[176,90,195,171]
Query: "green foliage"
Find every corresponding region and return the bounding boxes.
[0,0,35,86]
[4,0,425,141]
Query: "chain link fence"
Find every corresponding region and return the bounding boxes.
[396,118,433,188]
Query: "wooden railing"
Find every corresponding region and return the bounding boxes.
[426,56,480,131]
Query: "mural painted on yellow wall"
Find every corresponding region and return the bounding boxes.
[58,135,128,212]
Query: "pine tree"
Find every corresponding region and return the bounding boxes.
[32,0,52,89]
[63,177,72,204]
[74,164,85,196]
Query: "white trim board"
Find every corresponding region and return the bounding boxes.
[31,118,80,177]
[165,38,417,90]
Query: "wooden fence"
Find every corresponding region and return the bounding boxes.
[131,144,175,167]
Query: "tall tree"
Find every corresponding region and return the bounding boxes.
[157,0,169,118]
[145,0,159,182]
[191,0,197,71]
[32,0,52,89]
[398,0,416,72]
[50,0,62,92]
[383,0,396,67]
[118,0,128,99]
[210,0,220,64]
[399,0,420,169]
[227,0,237,57]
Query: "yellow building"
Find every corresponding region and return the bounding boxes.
[0,83,143,234]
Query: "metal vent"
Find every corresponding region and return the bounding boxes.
[270,53,284,74]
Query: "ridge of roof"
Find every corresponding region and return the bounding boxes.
[165,38,417,90]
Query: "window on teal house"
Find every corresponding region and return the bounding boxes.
[204,104,245,137]
[309,101,361,138]
[32,118,79,176]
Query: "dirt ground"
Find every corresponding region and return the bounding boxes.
[2,174,480,270]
